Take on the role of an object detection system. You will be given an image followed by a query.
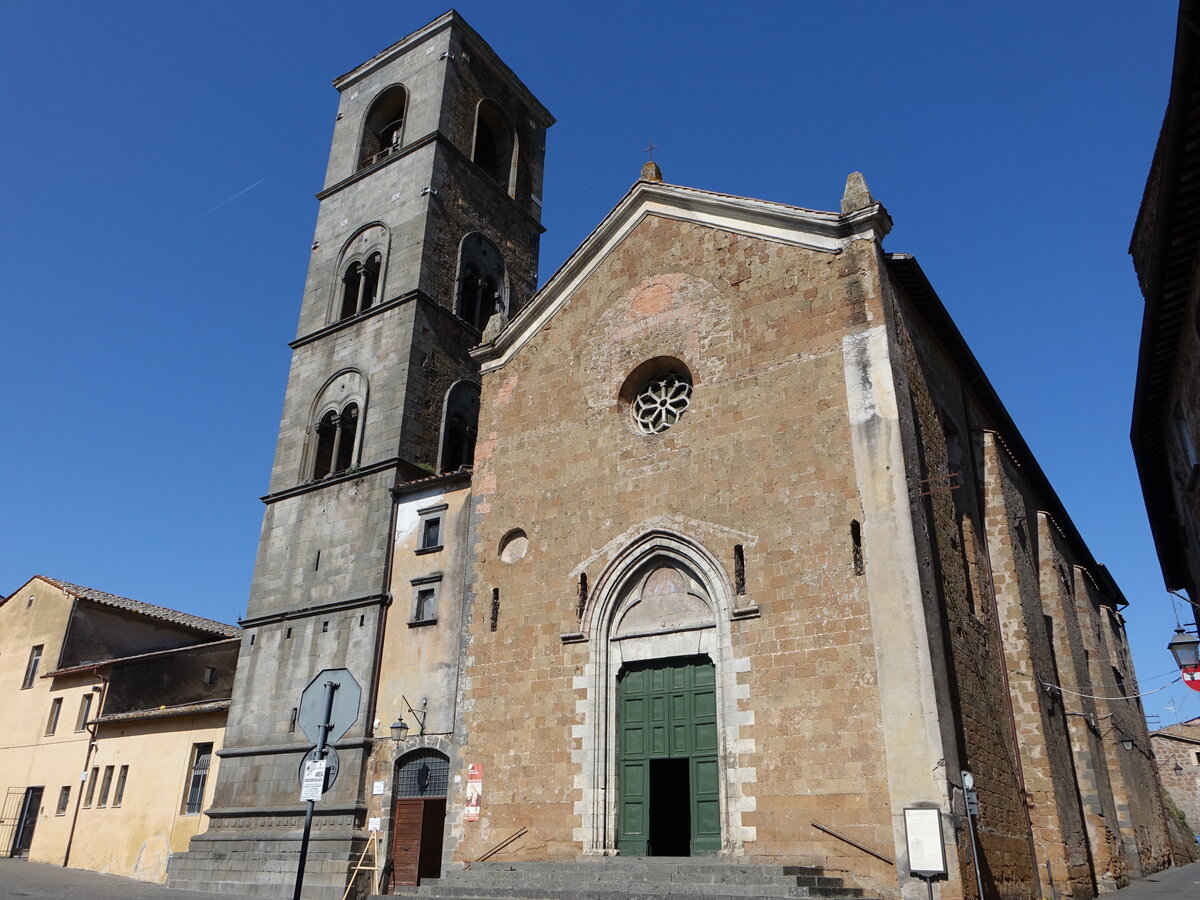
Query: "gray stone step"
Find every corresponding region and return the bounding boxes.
[373,859,875,900]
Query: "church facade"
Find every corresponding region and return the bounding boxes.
[172,11,1185,900]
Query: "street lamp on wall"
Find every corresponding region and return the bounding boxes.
[1119,735,1134,752]
[390,717,409,741]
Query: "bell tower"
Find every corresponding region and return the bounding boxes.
[170,12,552,897]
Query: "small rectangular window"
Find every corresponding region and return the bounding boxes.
[97,765,114,807]
[55,786,71,816]
[75,693,93,732]
[113,766,128,807]
[183,743,214,815]
[21,645,44,689]
[203,666,218,685]
[416,504,448,554]
[45,698,63,735]
[83,767,99,808]
[409,574,441,626]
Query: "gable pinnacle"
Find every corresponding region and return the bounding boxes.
[841,171,875,214]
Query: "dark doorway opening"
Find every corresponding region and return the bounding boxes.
[648,759,691,856]
[10,787,42,858]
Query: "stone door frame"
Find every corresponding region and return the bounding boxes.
[572,529,754,856]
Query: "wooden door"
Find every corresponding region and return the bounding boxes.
[390,797,447,887]
[390,798,425,887]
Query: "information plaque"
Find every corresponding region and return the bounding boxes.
[903,807,947,876]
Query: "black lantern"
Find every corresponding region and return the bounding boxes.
[1120,735,1134,752]
[1168,628,1200,670]
[390,717,410,741]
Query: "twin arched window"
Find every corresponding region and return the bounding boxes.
[313,402,360,479]
[359,85,408,171]
[340,252,381,320]
[308,371,367,481]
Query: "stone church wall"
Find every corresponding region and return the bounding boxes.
[457,215,900,890]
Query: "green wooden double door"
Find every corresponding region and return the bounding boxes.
[617,656,720,856]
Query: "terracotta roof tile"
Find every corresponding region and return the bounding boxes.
[34,575,240,638]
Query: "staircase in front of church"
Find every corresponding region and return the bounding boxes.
[375,857,881,900]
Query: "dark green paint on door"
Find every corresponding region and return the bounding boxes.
[617,656,719,856]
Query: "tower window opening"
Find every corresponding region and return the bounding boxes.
[472,100,515,191]
[339,253,381,320]
[358,84,408,171]
[456,233,507,333]
[439,382,480,473]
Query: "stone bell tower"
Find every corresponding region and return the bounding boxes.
[170,12,552,897]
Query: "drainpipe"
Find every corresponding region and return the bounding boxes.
[62,668,107,868]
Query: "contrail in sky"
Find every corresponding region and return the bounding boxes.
[204,178,265,214]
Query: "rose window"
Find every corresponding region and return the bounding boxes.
[631,372,693,434]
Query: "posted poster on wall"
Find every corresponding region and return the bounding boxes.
[465,763,483,822]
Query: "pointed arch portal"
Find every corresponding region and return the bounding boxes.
[572,530,751,857]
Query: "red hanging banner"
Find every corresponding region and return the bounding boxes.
[465,763,483,821]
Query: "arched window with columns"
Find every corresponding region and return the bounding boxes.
[305,370,367,482]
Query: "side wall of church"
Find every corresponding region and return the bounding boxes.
[886,275,1175,897]
[455,214,910,893]
[885,288,1038,900]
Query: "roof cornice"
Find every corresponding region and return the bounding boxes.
[472,180,891,372]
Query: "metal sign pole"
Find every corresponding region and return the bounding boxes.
[294,680,339,900]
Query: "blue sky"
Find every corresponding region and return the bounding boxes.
[2,2,1194,725]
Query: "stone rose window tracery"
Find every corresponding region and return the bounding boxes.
[631,371,693,435]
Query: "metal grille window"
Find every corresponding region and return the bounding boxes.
[55,786,70,815]
[83,767,99,808]
[183,743,213,815]
[97,766,114,807]
[75,694,93,732]
[113,766,128,807]
[21,645,43,689]
[394,750,449,798]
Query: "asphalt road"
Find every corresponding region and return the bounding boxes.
[0,858,262,899]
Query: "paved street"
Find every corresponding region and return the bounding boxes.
[0,858,260,899]
[0,857,1197,900]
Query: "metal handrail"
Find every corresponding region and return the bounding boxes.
[463,826,527,870]
[811,820,894,865]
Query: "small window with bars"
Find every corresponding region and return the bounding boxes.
[97,766,115,807]
[83,767,99,808]
[182,743,214,815]
[55,786,71,815]
[113,765,129,807]
[394,749,449,798]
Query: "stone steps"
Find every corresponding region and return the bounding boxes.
[373,859,875,900]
